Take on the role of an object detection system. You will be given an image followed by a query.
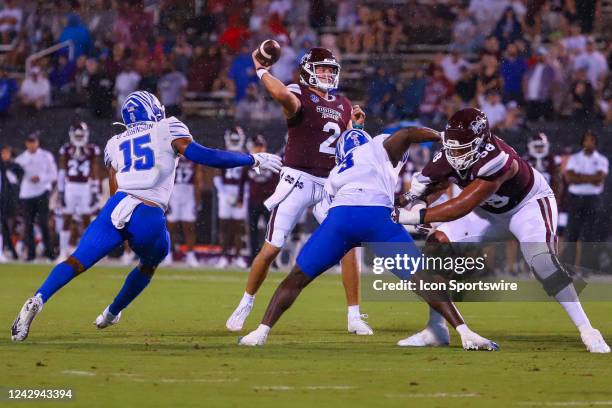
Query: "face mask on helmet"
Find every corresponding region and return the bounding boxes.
[224,127,246,152]
[443,133,484,171]
[528,134,549,159]
[69,123,89,148]
[335,129,372,165]
[300,50,341,92]
[443,110,490,171]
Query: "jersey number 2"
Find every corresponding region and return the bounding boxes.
[119,134,155,173]
[319,122,341,154]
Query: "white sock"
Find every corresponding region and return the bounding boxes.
[59,231,70,251]
[242,292,255,304]
[427,307,446,327]
[347,305,361,319]
[257,324,270,334]
[555,285,591,331]
[455,323,471,336]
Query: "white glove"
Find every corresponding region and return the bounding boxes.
[409,172,429,197]
[252,153,282,174]
[398,201,426,225]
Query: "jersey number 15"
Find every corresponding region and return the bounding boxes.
[119,135,155,173]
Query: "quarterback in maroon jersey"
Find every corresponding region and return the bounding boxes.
[57,121,101,260]
[226,46,371,335]
[396,108,609,353]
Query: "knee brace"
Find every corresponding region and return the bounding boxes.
[530,252,573,296]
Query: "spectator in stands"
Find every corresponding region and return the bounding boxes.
[455,66,478,103]
[500,42,527,103]
[336,0,358,31]
[290,20,317,49]
[173,33,193,74]
[366,66,396,118]
[399,66,426,118]
[59,13,92,59]
[212,71,237,99]
[114,60,140,117]
[344,5,370,54]
[0,145,22,260]
[0,0,22,45]
[380,8,404,53]
[476,54,503,95]
[19,67,51,111]
[229,44,258,101]
[569,67,595,121]
[573,37,608,91]
[0,65,17,116]
[478,91,507,129]
[440,49,470,84]
[561,22,587,55]
[523,47,555,120]
[271,35,297,84]
[235,83,282,121]
[493,7,523,50]
[49,54,76,98]
[137,60,158,95]
[15,133,57,261]
[158,61,187,117]
[452,7,479,54]
[419,65,453,123]
[188,44,221,94]
[84,58,114,118]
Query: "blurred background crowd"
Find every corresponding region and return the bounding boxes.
[0,0,610,268]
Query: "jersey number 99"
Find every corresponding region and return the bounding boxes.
[119,135,155,173]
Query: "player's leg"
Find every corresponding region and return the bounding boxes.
[59,213,73,260]
[182,221,198,267]
[341,249,372,335]
[399,211,500,350]
[95,203,169,329]
[510,196,610,353]
[239,207,356,346]
[36,192,54,260]
[11,193,126,341]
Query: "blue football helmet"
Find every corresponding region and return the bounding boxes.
[121,91,166,127]
[335,129,372,164]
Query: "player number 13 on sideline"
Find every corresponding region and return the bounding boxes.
[5,389,73,400]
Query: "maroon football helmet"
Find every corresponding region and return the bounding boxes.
[443,108,491,171]
[528,132,550,159]
[299,47,341,92]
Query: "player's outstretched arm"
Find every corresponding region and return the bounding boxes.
[383,127,441,166]
[252,50,301,118]
[172,137,282,173]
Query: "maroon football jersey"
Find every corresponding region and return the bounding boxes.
[221,167,244,186]
[283,83,352,178]
[59,143,101,183]
[420,135,534,213]
[523,154,558,186]
[174,156,196,185]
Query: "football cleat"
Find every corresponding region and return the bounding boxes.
[397,324,450,347]
[11,295,44,342]
[348,314,374,335]
[185,252,199,268]
[238,325,269,346]
[460,329,499,351]
[94,306,122,329]
[226,299,254,332]
[215,256,229,269]
[233,257,248,269]
[580,328,611,353]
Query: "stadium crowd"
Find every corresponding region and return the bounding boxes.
[0,0,609,267]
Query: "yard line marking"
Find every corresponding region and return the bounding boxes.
[61,370,96,376]
[129,378,238,384]
[253,385,356,391]
[385,393,479,398]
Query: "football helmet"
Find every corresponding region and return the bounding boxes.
[528,132,550,159]
[69,121,89,147]
[335,129,372,164]
[121,91,165,127]
[443,108,491,171]
[299,47,341,92]
[224,126,246,152]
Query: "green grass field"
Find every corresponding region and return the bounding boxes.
[1,264,611,407]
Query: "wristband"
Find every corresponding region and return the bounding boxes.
[419,208,427,225]
[352,121,364,129]
[256,68,269,80]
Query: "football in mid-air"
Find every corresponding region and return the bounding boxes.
[254,39,281,67]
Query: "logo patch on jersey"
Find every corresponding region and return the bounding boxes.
[316,106,342,121]
[310,94,320,103]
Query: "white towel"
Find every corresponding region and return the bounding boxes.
[111,195,142,229]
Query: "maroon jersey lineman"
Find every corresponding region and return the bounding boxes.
[418,135,534,214]
[283,83,352,178]
[59,143,101,183]
[174,156,196,185]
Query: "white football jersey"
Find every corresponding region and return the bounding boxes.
[104,116,192,209]
[326,134,407,209]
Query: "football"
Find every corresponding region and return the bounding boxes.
[254,39,281,67]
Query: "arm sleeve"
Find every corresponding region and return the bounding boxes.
[183,141,255,169]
